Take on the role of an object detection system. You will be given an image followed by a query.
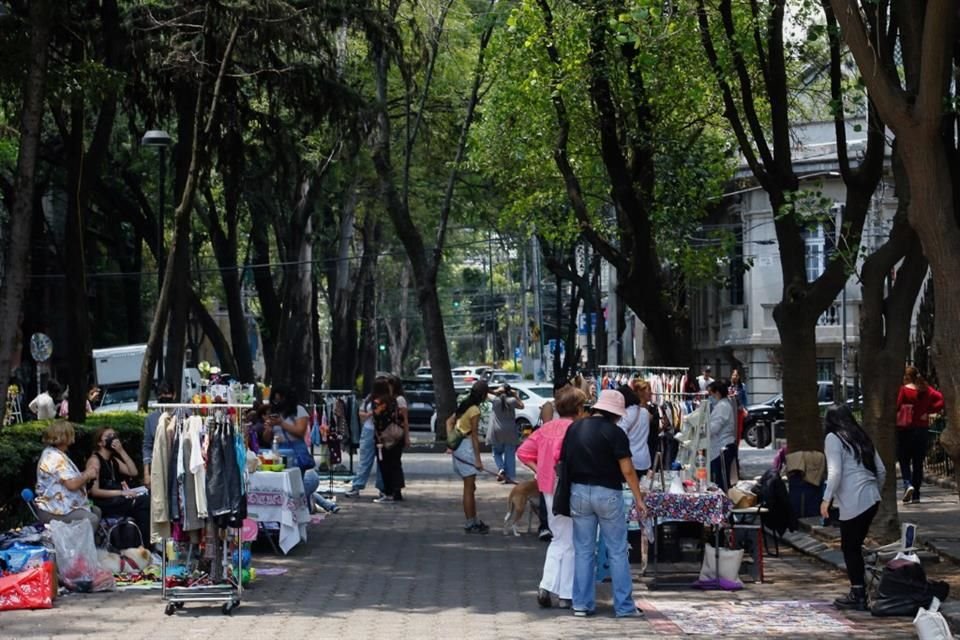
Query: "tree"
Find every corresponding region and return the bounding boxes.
[696,0,886,452]
[0,0,54,415]
[829,0,960,490]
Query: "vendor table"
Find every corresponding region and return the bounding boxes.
[246,469,311,554]
[645,491,733,589]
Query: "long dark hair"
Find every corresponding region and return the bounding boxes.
[269,385,298,418]
[372,377,393,404]
[456,380,489,418]
[824,404,878,475]
[387,375,405,398]
[617,384,639,409]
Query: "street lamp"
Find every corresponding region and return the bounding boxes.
[141,129,172,379]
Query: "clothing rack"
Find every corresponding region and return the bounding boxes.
[598,365,689,373]
[153,402,249,616]
[310,389,357,492]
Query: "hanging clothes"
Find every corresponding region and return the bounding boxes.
[150,411,174,543]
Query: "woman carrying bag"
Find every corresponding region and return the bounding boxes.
[446,381,490,533]
[372,377,405,504]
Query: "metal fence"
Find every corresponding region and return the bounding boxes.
[924,417,955,479]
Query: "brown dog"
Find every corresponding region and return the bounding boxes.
[502,479,541,536]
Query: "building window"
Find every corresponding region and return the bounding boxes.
[803,208,841,283]
[816,357,835,383]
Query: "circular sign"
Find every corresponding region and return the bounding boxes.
[29,333,53,363]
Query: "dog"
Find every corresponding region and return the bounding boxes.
[503,479,542,536]
[97,546,153,574]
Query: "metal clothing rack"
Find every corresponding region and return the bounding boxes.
[153,402,250,616]
[310,389,356,493]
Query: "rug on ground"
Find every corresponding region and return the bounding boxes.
[637,599,858,636]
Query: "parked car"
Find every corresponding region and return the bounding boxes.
[489,370,523,384]
[429,381,554,438]
[93,383,154,413]
[401,378,435,431]
[414,367,432,379]
[451,366,492,385]
[742,381,858,448]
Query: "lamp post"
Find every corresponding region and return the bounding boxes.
[141,129,172,380]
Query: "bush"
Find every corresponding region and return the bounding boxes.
[0,412,146,529]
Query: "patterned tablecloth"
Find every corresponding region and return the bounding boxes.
[246,469,310,554]
[644,491,733,526]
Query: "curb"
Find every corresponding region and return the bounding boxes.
[780,527,960,633]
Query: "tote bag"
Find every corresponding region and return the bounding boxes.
[553,433,572,517]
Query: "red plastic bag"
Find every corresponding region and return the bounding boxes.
[0,565,53,610]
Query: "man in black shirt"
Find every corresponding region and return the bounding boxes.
[561,390,646,618]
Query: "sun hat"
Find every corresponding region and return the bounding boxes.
[592,389,626,417]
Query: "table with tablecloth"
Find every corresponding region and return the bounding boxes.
[246,469,310,554]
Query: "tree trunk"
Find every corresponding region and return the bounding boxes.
[312,277,324,389]
[0,0,52,416]
[417,277,457,435]
[772,307,822,452]
[124,230,144,343]
[386,263,411,375]
[187,288,239,377]
[327,196,360,390]
[249,202,279,380]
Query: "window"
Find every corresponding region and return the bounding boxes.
[816,358,835,383]
[803,208,841,283]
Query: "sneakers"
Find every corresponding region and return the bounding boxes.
[496,470,506,483]
[465,521,490,534]
[902,485,914,504]
[557,598,572,609]
[373,495,395,504]
[615,608,644,618]
[538,528,553,543]
[572,609,595,618]
[537,588,552,608]
[343,489,360,498]
[833,587,867,611]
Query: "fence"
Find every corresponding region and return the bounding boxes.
[924,417,955,480]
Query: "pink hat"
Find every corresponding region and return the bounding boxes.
[592,389,626,417]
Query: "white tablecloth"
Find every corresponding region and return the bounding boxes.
[246,469,310,554]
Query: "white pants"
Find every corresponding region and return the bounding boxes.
[540,493,574,599]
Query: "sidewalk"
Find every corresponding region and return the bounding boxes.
[784,480,960,631]
[0,465,925,640]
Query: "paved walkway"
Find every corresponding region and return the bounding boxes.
[0,460,923,640]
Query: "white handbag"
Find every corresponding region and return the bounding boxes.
[914,597,952,640]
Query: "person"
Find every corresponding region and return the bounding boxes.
[385,375,410,501]
[372,377,404,504]
[896,366,944,503]
[535,379,573,542]
[489,383,524,484]
[517,386,587,609]
[447,380,490,533]
[616,384,650,476]
[34,421,101,528]
[696,366,713,393]
[820,404,885,611]
[57,387,93,418]
[242,401,271,454]
[266,386,320,499]
[142,382,176,488]
[87,385,102,409]
[707,380,737,491]
[345,389,377,498]
[29,379,60,420]
[730,369,748,408]
[86,426,150,547]
[560,389,646,618]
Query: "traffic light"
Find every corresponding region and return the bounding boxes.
[452,300,460,308]
[379,344,386,352]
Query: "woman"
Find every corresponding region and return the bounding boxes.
[86,427,150,547]
[35,421,100,528]
[489,384,524,484]
[896,366,944,503]
[372,377,404,504]
[561,390,646,618]
[446,380,490,533]
[345,388,377,498]
[267,386,320,498]
[820,404,885,611]
[517,386,586,609]
[729,369,748,408]
[707,379,737,491]
[616,384,650,476]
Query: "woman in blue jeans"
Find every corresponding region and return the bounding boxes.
[560,390,646,618]
[489,384,524,483]
[344,394,376,498]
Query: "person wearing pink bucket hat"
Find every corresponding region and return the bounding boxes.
[557,389,646,619]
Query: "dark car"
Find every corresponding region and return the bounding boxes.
[401,378,436,431]
[742,381,858,448]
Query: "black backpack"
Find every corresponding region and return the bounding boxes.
[871,559,950,617]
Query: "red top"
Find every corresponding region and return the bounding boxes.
[896,385,944,429]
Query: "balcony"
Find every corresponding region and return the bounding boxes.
[818,303,841,326]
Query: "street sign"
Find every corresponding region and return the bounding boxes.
[514,347,522,360]
[29,333,52,363]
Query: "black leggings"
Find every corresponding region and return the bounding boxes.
[839,502,878,587]
[897,428,928,496]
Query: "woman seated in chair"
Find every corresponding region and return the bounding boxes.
[85,427,150,548]
[35,421,101,528]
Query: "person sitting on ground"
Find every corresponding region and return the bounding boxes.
[560,389,646,618]
[29,379,60,420]
[86,427,150,547]
[35,421,101,529]
[820,403,885,611]
[447,380,490,534]
[517,386,587,610]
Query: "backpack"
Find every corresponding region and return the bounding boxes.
[871,560,950,617]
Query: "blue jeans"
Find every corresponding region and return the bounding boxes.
[351,427,376,491]
[492,443,517,481]
[570,483,634,616]
[303,469,320,496]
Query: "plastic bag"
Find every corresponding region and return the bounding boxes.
[915,597,952,640]
[48,519,115,592]
[0,564,53,611]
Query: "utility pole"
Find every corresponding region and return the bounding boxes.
[521,243,529,375]
[531,235,545,380]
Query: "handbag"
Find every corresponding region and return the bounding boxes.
[553,432,572,517]
[897,404,914,428]
[379,422,405,450]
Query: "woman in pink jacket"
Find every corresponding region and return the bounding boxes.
[517,386,587,609]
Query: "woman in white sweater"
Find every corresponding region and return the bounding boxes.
[820,404,885,611]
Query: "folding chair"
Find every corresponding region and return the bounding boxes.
[20,488,40,522]
[863,522,919,596]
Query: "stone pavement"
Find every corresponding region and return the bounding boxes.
[0,459,924,640]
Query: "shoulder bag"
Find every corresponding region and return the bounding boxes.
[553,430,572,517]
[897,404,914,428]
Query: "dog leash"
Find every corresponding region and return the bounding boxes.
[450,453,501,477]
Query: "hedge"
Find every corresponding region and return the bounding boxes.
[0,412,147,529]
